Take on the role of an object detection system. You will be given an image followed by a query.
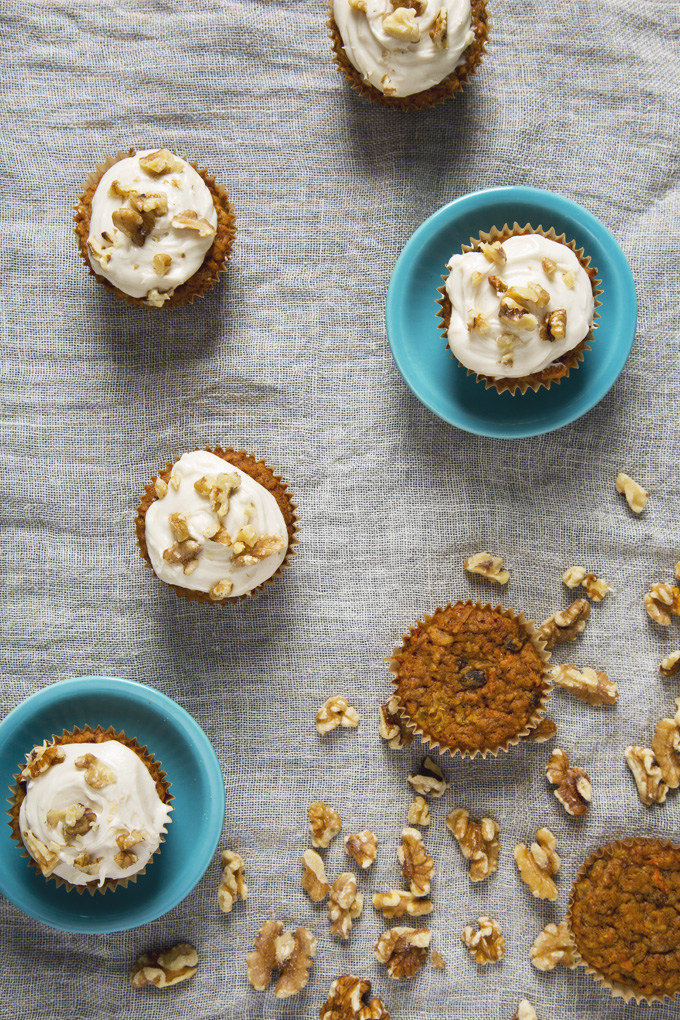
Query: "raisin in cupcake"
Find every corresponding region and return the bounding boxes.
[567,838,680,1003]
[74,148,236,309]
[9,726,172,894]
[438,224,601,395]
[136,447,299,604]
[387,600,550,758]
[328,0,489,111]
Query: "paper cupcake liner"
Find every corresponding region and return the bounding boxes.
[327,0,489,112]
[566,837,680,1005]
[387,600,551,759]
[436,222,603,396]
[8,725,172,896]
[73,148,237,310]
[135,445,300,606]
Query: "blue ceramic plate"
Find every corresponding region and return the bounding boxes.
[0,676,224,933]
[385,186,637,438]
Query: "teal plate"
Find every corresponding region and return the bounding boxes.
[385,186,637,438]
[0,676,225,933]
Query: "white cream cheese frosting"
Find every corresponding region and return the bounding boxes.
[86,148,217,306]
[144,450,288,599]
[444,235,595,379]
[19,741,172,888]
[333,0,474,97]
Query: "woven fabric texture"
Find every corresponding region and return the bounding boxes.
[1,1,679,1018]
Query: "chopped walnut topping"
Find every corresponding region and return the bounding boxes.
[546,748,592,816]
[513,1000,537,1020]
[464,551,510,584]
[316,696,360,735]
[562,270,575,289]
[446,808,500,882]
[163,538,201,574]
[398,827,434,898]
[116,829,145,851]
[562,565,586,588]
[301,848,330,902]
[660,651,680,677]
[114,849,137,868]
[309,801,342,848]
[344,830,377,869]
[430,8,447,48]
[130,191,168,215]
[46,803,97,840]
[348,0,367,8]
[407,796,430,826]
[246,922,316,998]
[171,209,216,236]
[146,288,172,308]
[382,7,420,41]
[480,241,506,265]
[625,745,669,804]
[108,179,136,199]
[168,511,190,542]
[513,828,560,900]
[74,753,117,789]
[218,849,247,912]
[549,662,618,705]
[506,282,550,309]
[539,307,567,342]
[328,872,363,939]
[22,830,61,877]
[319,975,389,1020]
[541,256,557,276]
[651,717,680,788]
[407,757,448,797]
[499,296,538,331]
[537,599,590,649]
[372,889,433,919]
[645,582,680,625]
[523,717,557,742]
[139,149,185,177]
[21,743,65,780]
[154,477,168,499]
[616,472,648,513]
[130,943,198,989]
[461,916,505,965]
[152,253,172,275]
[111,206,150,247]
[72,852,103,875]
[530,921,577,971]
[374,927,431,979]
[379,697,414,748]
[430,949,446,970]
[488,274,508,293]
[467,309,491,333]
[209,578,233,600]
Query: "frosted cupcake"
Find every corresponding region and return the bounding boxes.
[136,447,299,604]
[328,0,489,111]
[438,225,600,395]
[74,148,236,309]
[10,727,172,893]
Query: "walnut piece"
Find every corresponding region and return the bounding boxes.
[512,1000,537,1020]
[316,696,360,735]
[430,949,446,970]
[379,697,414,749]
[273,927,317,998]
[446,808,500,882]
[563,567,612,601]
[130,943,198,988]
[301,848,330,902]
[548,662,618,705]
[545,749,592,816]
[309,801,342,848]
[537,599,590,649]
[74,753,117,789]
[430,8,447,48]
[374,927,431,979]
[328,872,364,939]
[645,582,680,625]
[539,307,567,341]
[523,717,557,742]
[382,7,420,41]
[660,651,680,677]
[562,566,586,588]
[616,472,648,513]
[114,849,137,868]
[46,803,97,840]
[22,829,61,877]
[398,827,434,898]
[625,745,669,804]
[21,743,65,780]
[461,916,505,965]
[480,241,507,265]
[139,148,185,176]
[218,849,247,912]
[111,206,150,247]
[463,551,510,584]
[407,796,430,826]
[319,974,389,1020]
[530,921,577,971]
[246,922,316,998]
[171,209,216,236]
[372,889,433,919]
[651,716,680,788]
[116,828,145,851]
[163,537,201,574]
[209,579,232,600]
[344,830,377,869]
[407,757,448,797]
[513,828,560,900]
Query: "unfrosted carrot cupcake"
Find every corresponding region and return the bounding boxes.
[136,447,299,605]
[438,224,600,395]
[388,600,550,758]
[567,838,680,1003]
[74,147,236,309]
[9,726,172,894]
[328,0,489,111]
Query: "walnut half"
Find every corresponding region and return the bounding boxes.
[548,663,618,705]
[218,849,247,913]
[652,712,680,789]
[407,757,448,797]
[372,889,433,919]
[301,848,330,902]
[316,696,360,735]
[446,808,500,882]
[398,827,434,898]
[246,922,316,998]
[319,975,390,1020]
[309,801,342,848]
[463,552,510,584]
[328,873,363,939]
[374,927,431,979]
[130,943,198,988]
[514,829,560,900]
[378,696,414,749]
[624,745,669,805]
[461,916,505,965]
[545,749,592,816]
[344,830,377,869]
[537,599,590,649]
[530,921,577,971]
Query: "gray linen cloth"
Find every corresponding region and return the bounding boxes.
[1,1,679,1018]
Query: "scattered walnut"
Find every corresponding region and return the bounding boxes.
[209,578,232,600]
[171,209,216,236]
[467,309,491,333]
[398,827,434,898]
[625,745,669,804]
[301,848,330,902]
[562,565,586,588]
[661,651,680,677]
[499,296,538,331]
[513,828,560,900]
[581,572,613,601]
[407,757,448,797]
[512,1000,537,1020]
[74,753,117,789]
[319,975,389,1020]
[542,256,557,276]
[309,801,342,848]
[130,191,168,215]
[46,803,97,840]
[382,7,420,41]
[379,697,414,749]
[545,749,592,816]
[151,253,172,276]
[615,472,648,513]
[168,511,190,542]
[22,829,61,877]
[374,927,431,979]
[109,179,136,199]
[430,949,446,970]
[461,916,505,965]
[506,282,550,309]
[111,206,150,247]
[530,921,577,971]
[21,743,65,780]
[139,149,185,176]
[464,551,510,584]
[114,849,137,868]
[523,717,557,742]
[372,889,433,919]
[344,830,377,869]
[116,829,146,851]
[316,696,360,735]
[429,8,447,48]
[537,599,590,649]
[446,808,500,882]
[480,241,507,265]
[407,796,430,826]
[548,663,618,705]
[72,851,103,875]
[163,538,201,573]
[645,582,680,625]
[218,849,248,913]
[130,943,198,988]
[246,922,316,998]
[539,307,567,341]
[651,717,680,788]
[328,872,363,939]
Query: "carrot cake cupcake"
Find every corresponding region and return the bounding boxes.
[74,147,236,308]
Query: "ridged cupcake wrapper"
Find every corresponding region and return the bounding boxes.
[136,445,300,606]
[566,837,680,1005]
[387,599,552,760]
[8,725,172,896]
[73,148,237,310]
[436,222,603,396]
[327,0,489,112]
